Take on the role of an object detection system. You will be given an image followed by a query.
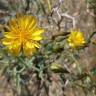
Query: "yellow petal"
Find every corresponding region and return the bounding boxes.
[27,16,36,30]
[32,28,44,36]
[16,12,23,18]
[25,41,34,48]
[2,38,12,45]
[18,16,28,28]
[3,32,14,38]
[16,13,33,29]
[8,18,17,26]
[24,48,36,56]
[34,42,41,48]
[8,44,21,56]
[23,43,36,56]
[8,18,18,31]
[24,16,29,28]
[23,48,31,56]
[32,35,43,41]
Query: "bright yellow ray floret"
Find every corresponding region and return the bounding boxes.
[2,13,44,56]
[67,29,85,48]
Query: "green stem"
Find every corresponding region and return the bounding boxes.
[18,57,39,72]
[68,51,82,74]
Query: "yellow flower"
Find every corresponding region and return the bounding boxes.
[67,30,85,48]
[2,13,44,56]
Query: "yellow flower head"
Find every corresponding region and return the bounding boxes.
[67,29,85,48]
[2,13,44,56]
